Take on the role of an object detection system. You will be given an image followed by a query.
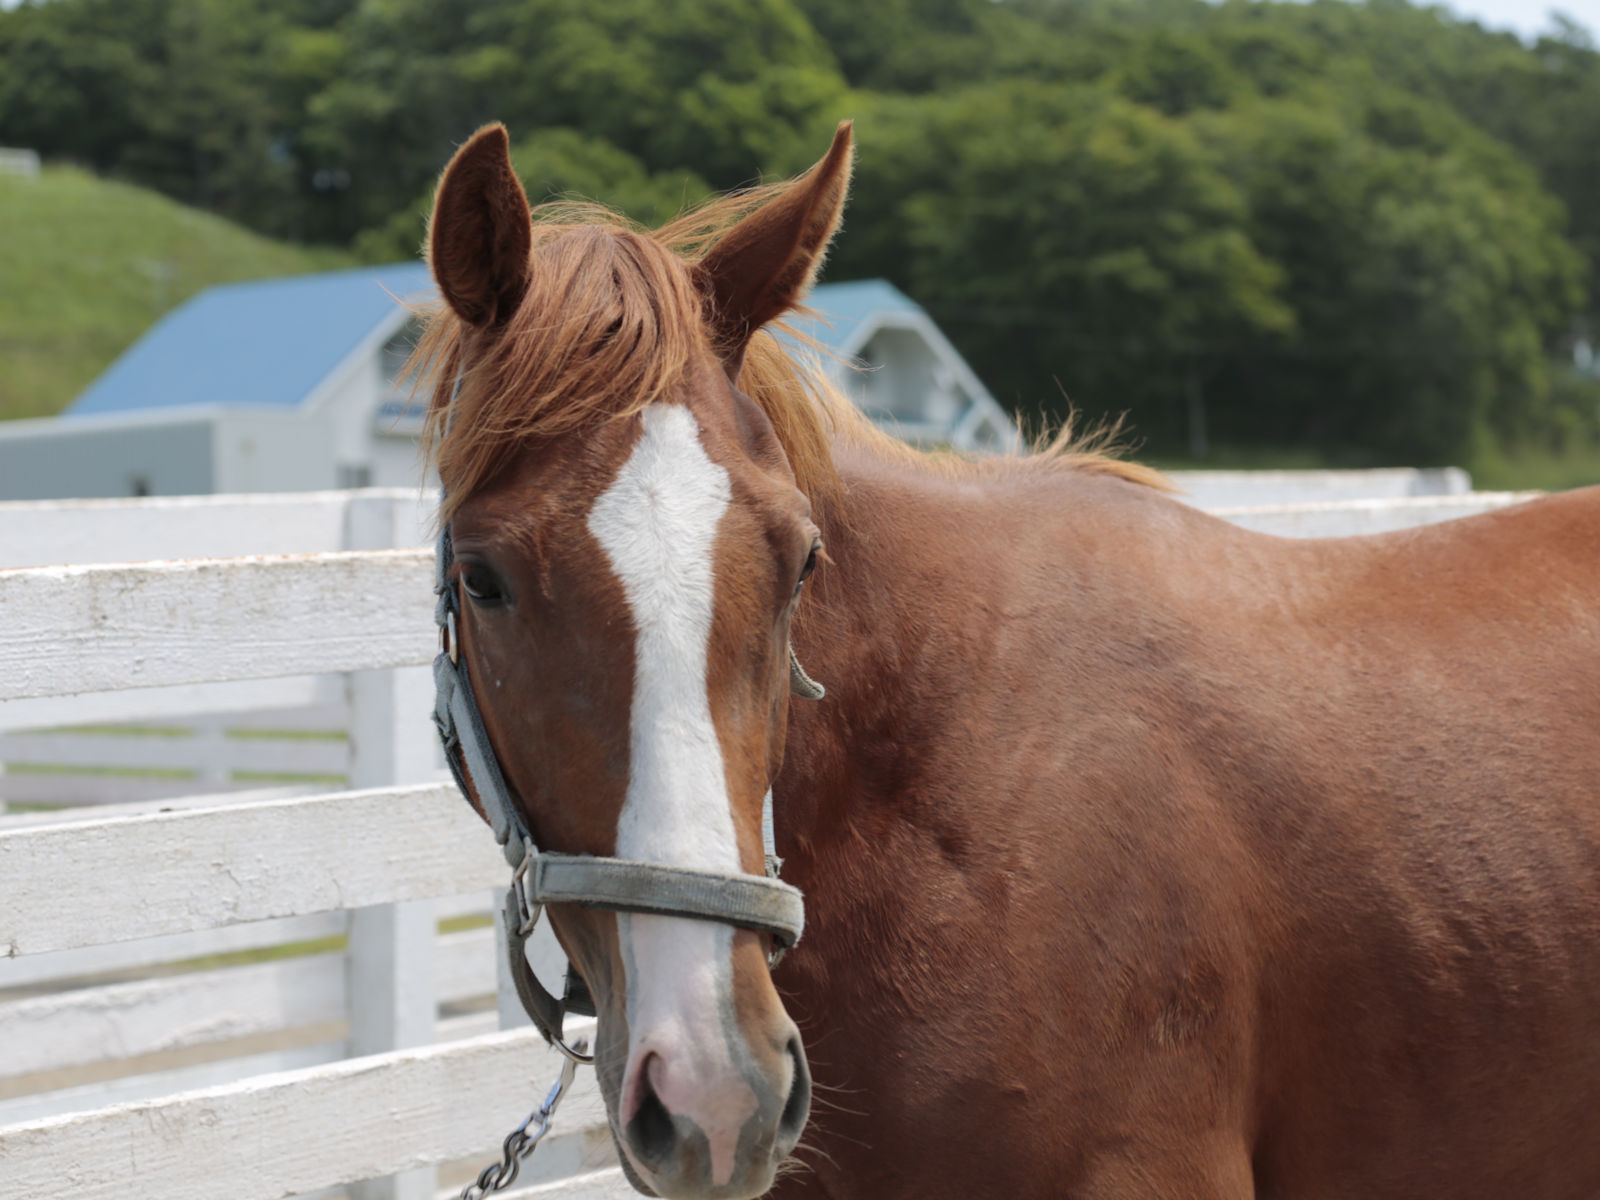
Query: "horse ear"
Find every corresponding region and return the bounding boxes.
[428,124,533,328]
[697,121,853,370]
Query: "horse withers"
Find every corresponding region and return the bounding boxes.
[416,122,1600,1199]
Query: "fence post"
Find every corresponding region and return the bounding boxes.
[191,715,233,789]
[344,492,439,1200]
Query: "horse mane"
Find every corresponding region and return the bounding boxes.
[410,181,1164,527]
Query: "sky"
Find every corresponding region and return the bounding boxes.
[1439,0,1599,40]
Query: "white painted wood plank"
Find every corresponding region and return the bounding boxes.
[0,1041,347,1128]
[0,783,327,828]
[1172,466,1472,509]
[499,1168,636,1200]
[347,898,436,1067]
[0,489,436,568]
[0,674,339,733]
[183,702,350,734]
[434,893,495,923]
[1207,491,1537,538]
[1,774,205,807]
[0,953,345,1078]
[0,493,349,567]
[342,499,451,1200]
[0,784,504,956]
[434,1011,501,1043]
[0,1002,502,1132]
[434,927,497,1003]
[0,773,317,807]
[0,911,348,990]
[0,903,488,991]
[0,550,434,702]
[0,732,349,775]
[0,1028,609,1200]
[0,929,494,1077]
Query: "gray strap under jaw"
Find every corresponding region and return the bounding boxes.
[432,523,822,1059]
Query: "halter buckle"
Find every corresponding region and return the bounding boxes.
[511,843,542,937]
[440,609,460,665]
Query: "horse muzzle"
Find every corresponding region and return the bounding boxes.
[616,1001,811,1199]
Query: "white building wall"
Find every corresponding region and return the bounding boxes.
[310,351,385,485]
[0,412,216,499]
[212,410,339,493]
[370,434,431,489]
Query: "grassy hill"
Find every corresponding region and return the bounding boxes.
[0,168,352,421]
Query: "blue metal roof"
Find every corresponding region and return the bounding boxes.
[788,279,923,353]
[67,263,436,417]
[66,266,912,416]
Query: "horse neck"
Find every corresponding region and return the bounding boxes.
[775,450,978,875]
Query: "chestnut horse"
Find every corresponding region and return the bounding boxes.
[416,122,1600,1199]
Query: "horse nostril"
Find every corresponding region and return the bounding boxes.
[778,1035,811,1146]
[625,1054,678,1170]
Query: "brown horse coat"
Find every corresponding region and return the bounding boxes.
[778,460,1600,1198]
[419,120,1600,1199]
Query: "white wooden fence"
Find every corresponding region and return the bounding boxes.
[0,482,1540,1199]
[1166,465,1472,510]
[0,491,631,1199]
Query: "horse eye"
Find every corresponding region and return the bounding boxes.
[460,564,505,605]
[796,543,820,592]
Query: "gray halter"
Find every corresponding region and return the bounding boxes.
[432,504,821,1061]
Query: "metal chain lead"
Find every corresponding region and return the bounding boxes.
[457,1042,586,1199]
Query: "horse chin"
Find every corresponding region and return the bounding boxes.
[606,1127,785,1200]
[610,1130,783,1200]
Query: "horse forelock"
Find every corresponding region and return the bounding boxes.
[409,185,1165,533]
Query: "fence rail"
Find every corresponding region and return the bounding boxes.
[0,481,1541,1199]
[1211,490,1540,538]
[0,550,433,701]
[1,785,500,957]
[0,1029,613,1200]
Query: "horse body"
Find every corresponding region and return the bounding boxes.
[775,463,1600,1197]
[417,120,1600,1198]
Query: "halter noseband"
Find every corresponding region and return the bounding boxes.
[431,488,822,1062]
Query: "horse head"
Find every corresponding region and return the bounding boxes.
[421,122,854,1199]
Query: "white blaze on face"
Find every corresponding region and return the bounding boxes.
[586,403,757,1184]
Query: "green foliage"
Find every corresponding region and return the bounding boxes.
[0,0,351,238]
[0,167,348,420]
[355,128,711,263]
[1111,30,1249,114]
[3,0,1599,474]
[836,83,1292,426]
[0,0,839,244]
[287,0,844,241]
[1196,85,1583,461]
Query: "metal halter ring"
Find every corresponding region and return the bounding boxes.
[509,846,595,1066]
[511,844,542,937]
[441,609,459,664]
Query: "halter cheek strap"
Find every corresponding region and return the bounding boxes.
[432,522,822,1060]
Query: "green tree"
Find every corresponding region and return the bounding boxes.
[834,83,1292,448]
[1202,85,1583,461]
[356,127,710,262]
[4,0,1598,470]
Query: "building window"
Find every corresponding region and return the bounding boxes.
[381,318,426,392]
[377,318,430,436]
[337,464,372,489]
